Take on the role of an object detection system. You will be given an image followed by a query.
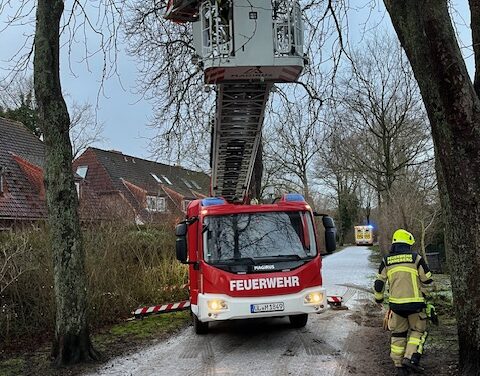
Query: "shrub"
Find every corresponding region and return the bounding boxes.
[0,222,188,345]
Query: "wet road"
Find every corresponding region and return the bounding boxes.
[87,246,375,376]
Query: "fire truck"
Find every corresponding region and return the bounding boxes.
[168,0,336,334]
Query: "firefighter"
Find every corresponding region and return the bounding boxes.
[373,229,433,375]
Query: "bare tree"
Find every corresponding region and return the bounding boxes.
[124,0,354,173]
[1,0,123,365]
[337,34,432,203]
[69,101,105,159]
[263,94,324,204]
[0,236,31,296]
[316,123,361,244]
[34,0,99,365]
[0,76,105,158]
[383,2,480,372]
[124,2,212,170]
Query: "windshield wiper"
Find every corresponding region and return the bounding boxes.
[265,255,312,261]
[213,257,257,265]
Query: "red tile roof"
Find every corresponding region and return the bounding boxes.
[0,118,47,220]
[74,147,211,221]
[0,117,104,222]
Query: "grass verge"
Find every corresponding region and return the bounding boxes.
[0,311,191,376]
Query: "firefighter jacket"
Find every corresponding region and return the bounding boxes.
[374,244,433,312]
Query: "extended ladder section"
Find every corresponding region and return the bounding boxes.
[211,83,271,202]
[168,0,305,203]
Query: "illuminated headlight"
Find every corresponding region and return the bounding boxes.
[304,292,324,305]
[207,299,228,311]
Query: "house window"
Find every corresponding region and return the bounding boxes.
[182,178,193,189]
[76,166,88,179]
[75,182,80,199]
[191,180,202,190]
[182,199,192,212]
[151,173,162,183]
[162,175,173,185]
[146,196,166,212]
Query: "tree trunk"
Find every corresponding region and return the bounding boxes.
[33,0,98,365]
[384,1,480,373]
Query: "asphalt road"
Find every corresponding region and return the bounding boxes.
[87,246,375,376]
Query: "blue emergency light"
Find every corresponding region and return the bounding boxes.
[282,193,306,202]
[201,197,227,207]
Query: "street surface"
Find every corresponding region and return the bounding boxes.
[87,246,376,376]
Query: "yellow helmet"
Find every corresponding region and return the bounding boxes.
[392,229,415,246]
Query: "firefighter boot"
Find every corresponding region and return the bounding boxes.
[402,354,425,374]
[396,366,410,376]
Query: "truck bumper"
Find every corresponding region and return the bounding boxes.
[191,286,327,322]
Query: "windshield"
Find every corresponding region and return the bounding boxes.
[203,211,317,264]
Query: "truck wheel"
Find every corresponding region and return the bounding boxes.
[193,314,209,334]
[289,314,308,328]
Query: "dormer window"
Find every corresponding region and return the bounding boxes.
[76,166,88,179]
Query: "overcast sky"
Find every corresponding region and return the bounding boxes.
[0,1,473,162]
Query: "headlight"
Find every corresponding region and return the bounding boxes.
[304,292,324,305]
[207,299,228,311]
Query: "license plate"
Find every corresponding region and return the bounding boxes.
[250,302,285,313]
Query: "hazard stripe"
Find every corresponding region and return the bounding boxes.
[134,300,191,317]
[327,296,342,303]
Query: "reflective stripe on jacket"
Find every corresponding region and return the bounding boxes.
[373,245,433,312]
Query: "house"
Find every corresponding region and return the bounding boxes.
[72,147,210,224]
[0,117,101,227]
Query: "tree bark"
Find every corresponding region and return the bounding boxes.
[33,0,98,365]
[384,1,480,374]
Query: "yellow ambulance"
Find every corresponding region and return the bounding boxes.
[354,225,374,246]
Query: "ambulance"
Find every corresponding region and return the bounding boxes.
[354,225,374,246]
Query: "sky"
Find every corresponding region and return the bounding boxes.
[0,1,474,162]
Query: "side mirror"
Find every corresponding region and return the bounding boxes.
[322,215,336,254]
[325,227,336,254]
[175,223,188,263]
[322,216,335,229]
[175,223,187,236]
[176,237,188,263]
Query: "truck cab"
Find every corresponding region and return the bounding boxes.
[175,193,336,333]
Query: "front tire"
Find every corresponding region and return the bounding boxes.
[289,313,308,328]
[193,313,209,334]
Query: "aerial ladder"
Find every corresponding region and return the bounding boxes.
[167,0,305,202]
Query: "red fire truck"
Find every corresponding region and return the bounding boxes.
[168,0,336,333]
[175,195,336,333]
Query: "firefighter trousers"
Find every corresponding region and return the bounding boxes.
[389,310,428,367]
